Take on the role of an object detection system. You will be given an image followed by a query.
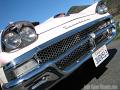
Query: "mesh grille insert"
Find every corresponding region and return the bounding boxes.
[56,40,94,70]
[37,32,85,63]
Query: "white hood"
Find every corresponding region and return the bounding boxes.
[35,2,98,34]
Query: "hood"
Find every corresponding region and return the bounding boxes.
[35,2,98,34]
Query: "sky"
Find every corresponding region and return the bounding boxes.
[0,0,96,29]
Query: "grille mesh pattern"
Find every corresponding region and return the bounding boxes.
[37,32,85,63]
[56,40,94,70]
[36,22,100,63]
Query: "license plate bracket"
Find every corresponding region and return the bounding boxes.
[92,45,109,67]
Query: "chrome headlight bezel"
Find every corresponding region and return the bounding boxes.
[96,1,108,14]
[2,21,38,52]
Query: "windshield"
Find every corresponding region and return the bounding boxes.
[0,0,98,29]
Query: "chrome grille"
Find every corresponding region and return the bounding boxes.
[56,39,94,70]
[37,32,87,63]
[36,19,111,69]
[36,22,102,64]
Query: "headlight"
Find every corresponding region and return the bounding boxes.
[96,1,108,14]
[4,32,21,49]
[2,21,38,52]
[20,27,37,43]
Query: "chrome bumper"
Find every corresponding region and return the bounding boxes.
[2,21,116,90]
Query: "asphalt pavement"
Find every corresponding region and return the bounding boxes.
[51,40,120,90]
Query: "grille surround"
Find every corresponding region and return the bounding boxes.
[35,19,111,70]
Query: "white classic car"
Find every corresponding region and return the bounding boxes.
[0,1,116,90]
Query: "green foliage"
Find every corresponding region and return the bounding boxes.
[102,0,120,16]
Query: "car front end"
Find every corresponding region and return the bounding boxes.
[0,1,117,90]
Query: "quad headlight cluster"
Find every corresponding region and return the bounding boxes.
[96,1,108,14]
[2,21,38,52]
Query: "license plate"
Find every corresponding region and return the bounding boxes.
[92,45,109,67]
